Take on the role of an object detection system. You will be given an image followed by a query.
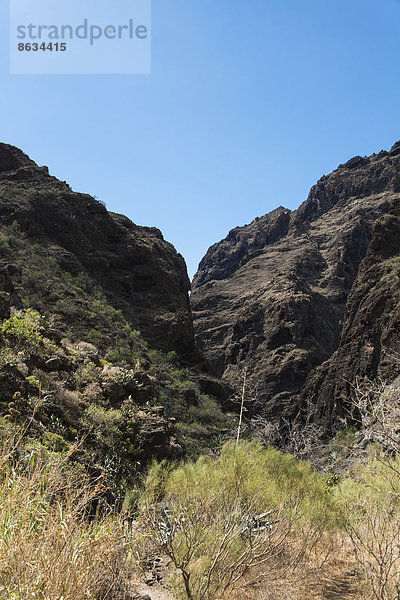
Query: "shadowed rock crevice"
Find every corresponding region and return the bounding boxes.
[298,197,400,429]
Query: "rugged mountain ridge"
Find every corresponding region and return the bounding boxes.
[191,141,400,423]
[0,143,198,361]
[2,138,400,454]
[0,143,235,485]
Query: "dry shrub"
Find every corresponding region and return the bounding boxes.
[225,531,369,600]
[337,377,400,599]
[0,441,131,600]
[338,454,400,600]
[350,376,400,453]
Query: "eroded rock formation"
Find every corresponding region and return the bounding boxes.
[192,142,400,422]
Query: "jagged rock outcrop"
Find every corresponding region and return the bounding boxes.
[0,143,197,362]
[193,207,291,287]
[191,142,400,419]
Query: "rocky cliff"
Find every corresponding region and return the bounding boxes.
[191,142,400,422]
[298,192,400,429]
[0,143,235,486]
[0,143,196,361]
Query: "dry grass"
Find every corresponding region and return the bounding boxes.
[0,439,133,600]
[1,402,398,600]
[224,533,369,600]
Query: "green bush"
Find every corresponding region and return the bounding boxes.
[1,309,44,352]
[139,441,340,599]
[42,432,70,453]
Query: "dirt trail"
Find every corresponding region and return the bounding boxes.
[322,575,361,599]
[132,581,176,600]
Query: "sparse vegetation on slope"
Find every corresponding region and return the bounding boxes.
[0,220,234,500]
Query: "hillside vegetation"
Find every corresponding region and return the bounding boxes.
[0,222,234,497]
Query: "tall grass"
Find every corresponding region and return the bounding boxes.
[1,425,398,600]
[0,442,131,600]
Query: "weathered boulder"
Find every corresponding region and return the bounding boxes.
[0,291,10,319]
[134,406,184,461]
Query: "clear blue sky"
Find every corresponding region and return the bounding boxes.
[1,0,400,278]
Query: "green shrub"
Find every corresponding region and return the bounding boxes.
[42,432,70,453]
[139,441,340,599]
[25,375,40,388]
[1,309,44,352]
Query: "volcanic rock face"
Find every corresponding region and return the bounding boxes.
[298,196,400,429]
[0,143,196,361]
[191,142,400,420]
